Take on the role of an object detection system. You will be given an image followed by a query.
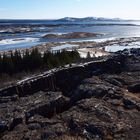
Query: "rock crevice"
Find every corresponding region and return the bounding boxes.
[0,48,140,140]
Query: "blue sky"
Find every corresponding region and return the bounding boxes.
[0,0,140,19]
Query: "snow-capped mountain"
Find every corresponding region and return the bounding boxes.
[56,17,123,22]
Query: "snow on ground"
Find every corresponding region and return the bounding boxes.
[105,45,140,52]
[0,38,39,45]
[78,47,109,58]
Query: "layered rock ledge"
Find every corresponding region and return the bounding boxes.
[0,48,140,140]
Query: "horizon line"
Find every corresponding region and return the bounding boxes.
[0,16,139,21]
[0,19,139,21]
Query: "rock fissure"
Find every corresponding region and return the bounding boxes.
[0,48,140,139]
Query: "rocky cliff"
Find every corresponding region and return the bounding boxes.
[0,48,140,140]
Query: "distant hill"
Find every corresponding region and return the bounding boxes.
[56,17,127,22]
[55,17,140,22]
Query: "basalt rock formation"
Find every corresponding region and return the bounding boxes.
[0,48,140,140]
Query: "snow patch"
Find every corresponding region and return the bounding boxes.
[0,38,39,45]
[105,45,140,52]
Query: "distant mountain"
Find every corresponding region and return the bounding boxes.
[56,17,124,22]
[58,17,78,22]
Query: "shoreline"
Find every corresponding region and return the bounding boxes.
[0,36,140,58]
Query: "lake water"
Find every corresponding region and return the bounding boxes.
[0,20,140,51]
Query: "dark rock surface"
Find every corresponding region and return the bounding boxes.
[0,48,140,140]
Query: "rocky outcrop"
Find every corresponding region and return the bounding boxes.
[128,83,140,93]
[0,48,140,140]
[0,54,124,98]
